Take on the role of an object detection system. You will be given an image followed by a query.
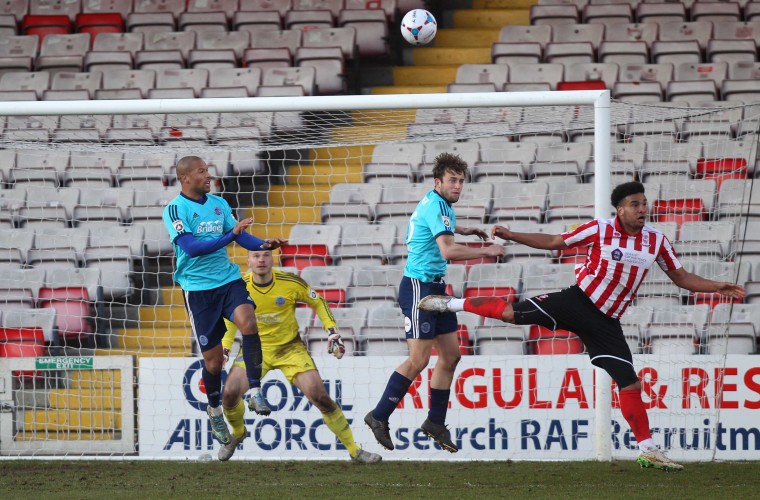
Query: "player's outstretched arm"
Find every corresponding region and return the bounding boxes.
[436,234,506,261]
[665,267,745,299]
[491,225,567,251]
[175,231,238,257]
[455,226,489,241]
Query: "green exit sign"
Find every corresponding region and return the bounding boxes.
[35,357,94,370]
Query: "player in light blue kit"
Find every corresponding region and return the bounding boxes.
[163,156,285,446]
[364,152,506,452]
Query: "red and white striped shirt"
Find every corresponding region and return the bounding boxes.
[562,217,681,319]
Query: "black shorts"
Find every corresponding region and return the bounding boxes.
[512,285,637,387]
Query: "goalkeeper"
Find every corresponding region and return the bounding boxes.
[218,249,382,464]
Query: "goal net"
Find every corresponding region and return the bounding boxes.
[0,93,758,460]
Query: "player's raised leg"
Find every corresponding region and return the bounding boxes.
[294,369,381,464]
[419,295,513,322]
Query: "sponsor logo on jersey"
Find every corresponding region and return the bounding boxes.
[198,335,208,346]
[275,296,286,306]
[442,215,451,230]
[197,220,223,233]
[642,232,650,247]
[214,207,223,216]
[308,289,318,300]
[192,212,199,219]
[404,316,412,333]
[611,248,623,261]
[172,219,185,232]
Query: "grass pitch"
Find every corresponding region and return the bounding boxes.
[2,460,760,499]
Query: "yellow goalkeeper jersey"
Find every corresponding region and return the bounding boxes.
[222,269,337,350]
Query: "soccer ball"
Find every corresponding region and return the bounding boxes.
[400,9,437,46]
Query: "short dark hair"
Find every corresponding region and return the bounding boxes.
[610,181,646,208]
[431,152,468,180]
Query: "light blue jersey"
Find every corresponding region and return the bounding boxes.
[163,193,240,291]
[404,190,456,282]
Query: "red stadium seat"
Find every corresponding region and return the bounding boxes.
[530,325,584,355]
[695,158,747,191]
[38,286,93,343]
[314,288,347,307]
[21,15,72,40]
[652,199,706,225]
[557,80,607,91]
[75,13,125,40]
[0,327,46,380]
[279,243,332,270]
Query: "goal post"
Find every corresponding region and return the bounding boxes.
[1,92,759,461]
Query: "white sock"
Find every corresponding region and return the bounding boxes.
[209,404,223,416]
[448,298,465,312]
[638,438,656,452]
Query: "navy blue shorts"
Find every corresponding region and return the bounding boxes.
[399,276,458,340]
[182,279,255,352]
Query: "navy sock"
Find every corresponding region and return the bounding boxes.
[202,366,221,408]
[242,334,263,388]
[428,388,451,425]
[372,371,413,422]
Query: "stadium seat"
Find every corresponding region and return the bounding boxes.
[530,5,580,26]
[522,263,577,298]
[603,22,658,45]
[127,12,175,34]
[249,29,302,57]
[464,263,522,303]
[529,326,584,355]
[280,224,341,269]
[321,183,382,223]
[636,3,686,24]
[295,46,345,95]
[0,326,46,379]
[233,10,281,33]
[598,41,648,64]
[544,42,595,65]
[659,21,713,50]
[704,323,757,354]
[561,62,618,90]
[3,307,56,343]
[491,43,542,65]
[691,1,741,23]
[474,325,526,355]
[36,33,90,74]
[507,63,564,90]
[499,24,551,48]
[300,265,353,307]
[75,13,125,39]
[284,9,333,30]
[0,35,39,75]
[338,8,388,58]
[651,41,701,65]
[359,326,407,356]
[21,15,72,41]
[489,181,548,223]
[333,223,395,267]
[347,265,402,305]
[38,285,93,343]
[646,325,698,354]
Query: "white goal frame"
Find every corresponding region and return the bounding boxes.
[0,91,612,460]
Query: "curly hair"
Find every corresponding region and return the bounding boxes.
[610,181,646,207]
[431,152,468,180]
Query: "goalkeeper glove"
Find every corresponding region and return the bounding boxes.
[327,328,345,359]
[223,347,230,365]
